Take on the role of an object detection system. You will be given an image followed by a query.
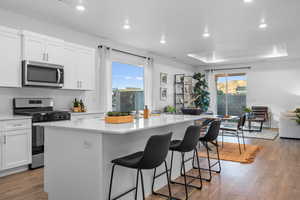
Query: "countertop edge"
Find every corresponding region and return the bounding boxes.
[40,116,205,135]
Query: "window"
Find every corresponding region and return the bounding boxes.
[216,73,247,116]
[112,62,144,112]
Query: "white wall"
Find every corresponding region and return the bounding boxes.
[206,58,300,127]
[152,58,196,111]
[0,8,195,114]
[247,59,300,127]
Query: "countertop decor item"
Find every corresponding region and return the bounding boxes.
[72,98,86,112]
[105,112,133,124]
[181,107,202,115]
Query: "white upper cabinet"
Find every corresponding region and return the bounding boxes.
[45,38,65,65]
[77,47,95,90]
[22,31,64,65]
[0,26,95,90]
[64,42,79,90]
[63,42,95,91]
[0,26,21,88]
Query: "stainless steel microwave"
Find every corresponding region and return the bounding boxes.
[22,61,64,88]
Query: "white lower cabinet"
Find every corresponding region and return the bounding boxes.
[0,119,32,172]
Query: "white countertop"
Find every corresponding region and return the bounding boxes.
[38,114,211,134]
[0,114,32,121]
[69,111,104,116]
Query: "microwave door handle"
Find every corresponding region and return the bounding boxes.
[57,69,61,84]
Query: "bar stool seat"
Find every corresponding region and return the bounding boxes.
[169,140,182,150]
[112,151,143,168]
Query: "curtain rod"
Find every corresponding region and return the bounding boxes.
[205,66,251,72]
[98,45,150,60]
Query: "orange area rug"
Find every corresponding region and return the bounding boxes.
[198,142,262,164]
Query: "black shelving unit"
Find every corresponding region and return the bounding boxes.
[174,74,194,113]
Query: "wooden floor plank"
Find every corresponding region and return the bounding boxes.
[0,137,299,200]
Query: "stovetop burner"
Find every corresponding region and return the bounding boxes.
[13,98,71,123]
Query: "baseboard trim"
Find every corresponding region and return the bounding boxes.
[0,165,29,177]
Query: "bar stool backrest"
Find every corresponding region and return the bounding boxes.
[237,115,246,130]
[138,132,172,169]
[179,125,201,152]
[201,120,221,142]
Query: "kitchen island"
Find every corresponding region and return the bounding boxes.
[41,114,209,200]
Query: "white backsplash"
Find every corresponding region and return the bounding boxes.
[0,87,99,115]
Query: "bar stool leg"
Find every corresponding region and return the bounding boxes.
[169,151,174,181]
[164,161,173,199]
[140,170,145,200]
[194,148,203,189]
[236,132,242,154]
[222,130,224,148]
[108,164,116,200]
[241,130,246,150]
[135,170,139,200]
[181,153,189,200]
[216,141,222,173]
[206,142,212,182]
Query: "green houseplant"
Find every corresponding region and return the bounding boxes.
[295,108,300,125]
[192,73,210,112]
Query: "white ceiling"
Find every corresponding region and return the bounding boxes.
[0,0,300,66]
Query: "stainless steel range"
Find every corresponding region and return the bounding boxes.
[13,98,71,169]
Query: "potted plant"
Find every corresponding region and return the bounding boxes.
[243,107,252,117]
[164,105,176,114]
[182,73,210,115]
[72,98,80,112]
[105,112,134,124]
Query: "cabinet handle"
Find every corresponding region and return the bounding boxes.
[13,124,23,127]
[4,135,6,144]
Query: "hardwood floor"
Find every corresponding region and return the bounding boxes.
[1,137,300,200]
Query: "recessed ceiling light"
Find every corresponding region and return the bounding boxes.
[160,35,166,44]
[123,19,131,30]
[202,32,210,38]
[259,19,268,29]
[259,23,268,29]
[202,27,210,38]
[76,4,85,11]
[244,0,253,3]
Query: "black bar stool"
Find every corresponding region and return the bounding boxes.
[220,115,246,154]
[164,126,203,200]
[108,132,173,200]
[192,120,222,182]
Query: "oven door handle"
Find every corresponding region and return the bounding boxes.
[57,69,61,84]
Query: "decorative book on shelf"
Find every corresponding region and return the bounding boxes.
[174,74,194,113]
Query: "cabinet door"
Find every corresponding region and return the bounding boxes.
[0,132,2,170]
[63,44,79,90]
[77,48,95,90]
[23,34,45,62]
[46,38,64,65]
[0,27,21,88]
[2,130,31,170]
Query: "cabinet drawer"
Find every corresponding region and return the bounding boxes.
[3,119,31,131]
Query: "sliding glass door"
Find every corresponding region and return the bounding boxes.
[216,73,247,116]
